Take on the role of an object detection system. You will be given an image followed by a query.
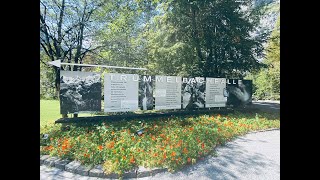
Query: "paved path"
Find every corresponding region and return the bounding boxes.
[41,130,280,180]
[250,100,280,113]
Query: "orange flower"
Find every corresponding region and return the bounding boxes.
[44,145,53,151]
[187,157,191,163]
[159,134,165,138]
[131,136,135,141]
[153,153,158,157]
[183,129,187,133]
[151,135,156,141]
[163,152,167,159]
[171,151,176,157]
[178,157,182,161]
[160,146,165,151]
[113,149,116,154]
[123,156,126,160]
[130,156,135,164]
[189,127,194,131]
[112,131,115,135]
[84,153,90,158]
[107,141,115,149]
[183,147,188,154]
[98,145,103,151]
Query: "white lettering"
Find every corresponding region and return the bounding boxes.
[110,74,115,81]
[120,75,127,81]
[156,76,164,82]
[233,80,236,84]
[190,78,196,84]
[183,78,188,83]
[143,76,152,82]
[132,75,139,81]
[167,76,172,83]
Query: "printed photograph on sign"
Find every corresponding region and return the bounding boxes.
[182,77,205,109]
[60,71,101,114]
[226,79,252,107]
[139,75,155,110]
[104,73,139,112]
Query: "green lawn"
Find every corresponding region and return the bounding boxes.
[40,100,61,126]
[40,100,98,127]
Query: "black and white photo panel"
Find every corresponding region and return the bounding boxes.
[226,79,252,107]
[139,75,155,110]
[182,77,205,109]
[60,71,101,114]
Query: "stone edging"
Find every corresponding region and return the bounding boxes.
[40,128,280,179]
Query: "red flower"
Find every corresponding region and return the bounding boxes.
[98,145,103,151]
[187,157,191,163]
[201,142,205,149]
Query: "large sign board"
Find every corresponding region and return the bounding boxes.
[226,79,252,107]
[60,71,101,114]
[155,76,182,110]
[104,73,139,112]
[60,71,253,114]
[182,77,205,109]
[205,78,227,107]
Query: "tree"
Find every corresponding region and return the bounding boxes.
[40,0,106,117]
[40,0,105,94]
[147,0,267,78]
[252,16,279,100]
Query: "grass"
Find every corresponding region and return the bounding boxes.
[40,100,280,176]
[40,100,61,126]
[40,100,98,127]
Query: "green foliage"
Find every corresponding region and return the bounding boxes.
[40,52,57,99]
[41,111,280,175]
[250,16,280,100]
[144,0,267,77]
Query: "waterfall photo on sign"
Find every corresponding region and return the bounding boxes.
[226,79,252,107]
[182,77,205,109]
[139,75,155,110]
[59,71,101,114]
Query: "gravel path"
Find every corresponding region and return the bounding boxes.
[40,130,280,180]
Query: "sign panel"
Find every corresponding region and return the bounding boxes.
[182,77,205,109]
[155,76,182,110]
[104,73,139,112]
[139,75,155,110]
[60,71,101,114]
[226,79,252,107]
[205,78,227,107]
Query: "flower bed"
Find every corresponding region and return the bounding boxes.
[40,111,280,176]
